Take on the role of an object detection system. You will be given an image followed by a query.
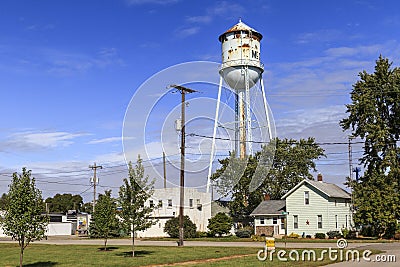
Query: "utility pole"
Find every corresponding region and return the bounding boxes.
[348,136,355,181]
[348,136,355,229]
[169,84,197,247]
[89,162,102,214]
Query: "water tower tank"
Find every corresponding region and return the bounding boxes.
[219,20,264,90]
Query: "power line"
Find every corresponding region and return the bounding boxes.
[186,132,366,146]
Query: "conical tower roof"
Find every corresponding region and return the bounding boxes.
[219,20,263,42]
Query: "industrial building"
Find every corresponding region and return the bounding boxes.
[137,187,211,237]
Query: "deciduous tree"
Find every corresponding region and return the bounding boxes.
[207,212,233,237]
[45,193,83,213]
[1,168,49,267]
[341,56,400,238]
[212,137,324,224]
[118,155,156,257]
[0,193,8,210]
[89,190,119,250]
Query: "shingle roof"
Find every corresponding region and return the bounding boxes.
[281,179,351,199]
[250,200,286,216]
[306,180,351,199]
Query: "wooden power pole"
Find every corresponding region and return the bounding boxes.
[89,162,102,214]
[169,84,197,247]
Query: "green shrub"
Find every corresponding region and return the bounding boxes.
[347,230,357,239]
[326,230,341,239]
[360,226,373,237]
[341,228,349,238]
[195,231,208,238]
[315,233,326,239]
[164,216,196,238]
[235,226,253,238]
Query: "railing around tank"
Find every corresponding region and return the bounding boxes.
[220,59,264,70]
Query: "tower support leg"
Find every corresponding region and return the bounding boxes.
[206,76,223,193]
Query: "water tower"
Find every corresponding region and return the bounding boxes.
[206,20,273,193]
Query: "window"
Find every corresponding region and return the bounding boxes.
[305,191,309,205]
[168,199,172,208]
[335,200,337,206]
[280,218,285,230]
[189,199,193,208]
[293,215,298,229]
[196,199,202,211]
[158,200,163,208]
[317,215,322,229]
[345,200,348,207]
[335,215,338,229]
[149,200,154,208]
[260,217,265,225]
[273,217,277,225]
[345,215,348,228]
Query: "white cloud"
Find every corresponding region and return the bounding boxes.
[1,131,88,151]
[87,136,135,145]
[186,15,212,24]
[46,47,124,75]
[175,1,245,39]
[295,29,342,44]
[88,137,121,145]
[175,27,200,38]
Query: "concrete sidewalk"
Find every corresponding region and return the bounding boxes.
[326,242,399,267]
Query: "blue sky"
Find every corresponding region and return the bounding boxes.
[0,0,399,201]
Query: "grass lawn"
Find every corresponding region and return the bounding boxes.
[0,243,377,267]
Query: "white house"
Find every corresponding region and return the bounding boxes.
[251,175,353,237]
[250,199,286,236]
[136,187,211,237]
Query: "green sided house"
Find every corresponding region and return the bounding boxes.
[251,175,353,237]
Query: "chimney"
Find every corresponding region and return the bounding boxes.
[264,194,270,201]
[317,173,323,182]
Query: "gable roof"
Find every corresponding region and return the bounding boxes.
[250,200,286,216]
[281,179,351,200]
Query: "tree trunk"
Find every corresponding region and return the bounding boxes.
[20,239,24,267]
[132,233,135,257]
[104,238,107,251]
